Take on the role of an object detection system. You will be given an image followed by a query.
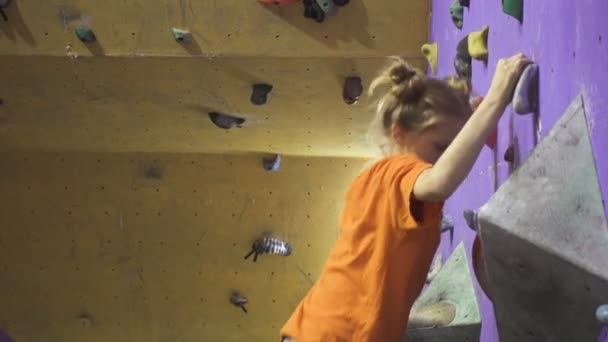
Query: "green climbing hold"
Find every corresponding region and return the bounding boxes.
[502,0,523,22]
[450,0,464,29]
[75,26,96,43]
[171,27,192,43]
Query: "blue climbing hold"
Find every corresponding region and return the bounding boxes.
[75,26,96,43]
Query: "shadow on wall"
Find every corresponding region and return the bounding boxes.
[259,1,373,49]
[0,0,36,46]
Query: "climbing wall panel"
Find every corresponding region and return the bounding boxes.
[0,150,368,342]
[0,0,430,58]
[477,96,608,342]
[407,243,481,342]
[0,55,426,157]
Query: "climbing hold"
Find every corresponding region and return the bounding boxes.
[468,25,489,61]
[251,83,273,105]
[450,0,464,29]
[332,0,350,6]
[75,26,96,43]
[208,112,245,129]
[463,209,478,231]
[171,28,192,43]
[303,0,325,22]
[230,291,249,313]
[409,301,456,328]
[486,127,498,149]
[421,42,438,75]
[144,160,163,179]
[502,0,523,22]
[244,236,292,262]
[459,0,470,7]
[262,154,281,172]
[597,305,608,324]
[440,213,454,233]
[0,0,11,21]
[445,75,471,97]
[513,63,539,115]
[315,0,336,15]
[343,76,363,105]
[425,254,443,284]
[504,144,515,163]
[454,36,472,80]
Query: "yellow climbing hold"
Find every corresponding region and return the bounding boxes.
[468,25,489,61]
[420,42,438,75]
[444,75,472,98]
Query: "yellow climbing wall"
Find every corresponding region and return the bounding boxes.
[0,0,431,341]
[0,151,367,341]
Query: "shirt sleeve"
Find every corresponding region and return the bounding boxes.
[395,158,444,231]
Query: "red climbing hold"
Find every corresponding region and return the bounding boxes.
[486,128,498,149]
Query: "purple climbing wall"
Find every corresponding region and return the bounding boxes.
[429,1,608,341]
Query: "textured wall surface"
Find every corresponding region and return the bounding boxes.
[430,1,608,341]
[0,151,367,341]
[0,3,431,338]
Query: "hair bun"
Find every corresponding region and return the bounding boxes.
[390,63,419,85]
[387,59,426,102]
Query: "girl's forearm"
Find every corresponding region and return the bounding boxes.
[414,95,506,201]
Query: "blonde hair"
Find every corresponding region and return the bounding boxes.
[367,57,473,156]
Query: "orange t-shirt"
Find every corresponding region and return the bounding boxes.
[280,155,443,342]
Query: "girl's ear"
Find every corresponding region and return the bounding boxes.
[391,122,406,145]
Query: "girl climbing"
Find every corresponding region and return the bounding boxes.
[280,53,531,342]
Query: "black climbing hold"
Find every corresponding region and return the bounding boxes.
[230,291,249,314]
[303,0,325,22]
[343,76,363,105]
[144,161,163,179]
[244,236,292,262]
[513,63,539,115]
[208,112,245,129]
[450,0,464,29]
[0,0,11,21]
[459,0,470,7]
[502,0,523,22]
[75,26,96,43]
[504,144,515,163]
[332,0,350,6]
[251,83,273,105]
[454,36,472,80]
[262,154,281,172]
[462,209,478,231]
